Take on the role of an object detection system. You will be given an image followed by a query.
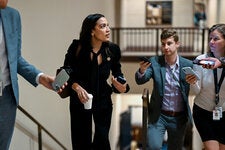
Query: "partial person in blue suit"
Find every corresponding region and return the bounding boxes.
[0,0,60,149]
[135,29,193,150]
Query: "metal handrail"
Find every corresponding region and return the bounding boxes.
[142,88,149,150]
[17,105,67,150]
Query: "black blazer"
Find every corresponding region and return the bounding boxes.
[63,39,126,109]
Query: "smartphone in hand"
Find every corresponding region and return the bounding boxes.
[182,67,200,80]
[116,76,126,84]
[139,56,151,63]
[52,69,70,91]
[193,59,215,65]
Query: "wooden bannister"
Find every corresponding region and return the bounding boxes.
[111,27,209,60]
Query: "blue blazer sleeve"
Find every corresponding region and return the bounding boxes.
[1,7,41,103]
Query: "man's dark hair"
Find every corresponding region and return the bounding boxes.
[161,29,179,42]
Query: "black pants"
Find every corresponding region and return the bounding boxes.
[70,102,112,150]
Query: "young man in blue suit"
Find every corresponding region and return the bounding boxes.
[0,0,61,149]
[135,29,193,150]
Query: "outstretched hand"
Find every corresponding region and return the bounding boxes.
[139,61,151,74]
[39,74,54,90]
[201,57,221,69]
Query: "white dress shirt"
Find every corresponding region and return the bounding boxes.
[0,15,11,86]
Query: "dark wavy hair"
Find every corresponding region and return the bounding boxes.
[79,13,105,48]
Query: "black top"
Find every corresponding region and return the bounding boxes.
[63,39,125,109]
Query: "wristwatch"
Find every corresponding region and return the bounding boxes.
[219,57,225,68]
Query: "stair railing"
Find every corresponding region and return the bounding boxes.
[17,105,67,150]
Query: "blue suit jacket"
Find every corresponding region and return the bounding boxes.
[135,55,193,123]
[1,7,41,104]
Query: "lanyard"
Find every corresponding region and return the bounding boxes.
[213,68,225,105]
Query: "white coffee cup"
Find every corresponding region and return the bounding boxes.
[84,94,93,109]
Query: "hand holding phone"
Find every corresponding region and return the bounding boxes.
[139,56,151,63]
[116,76,126,84]
[182,67,200,80]
[193,59,215,65]
[52,69,70,91]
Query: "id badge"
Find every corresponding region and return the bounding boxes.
[0,81,3,96]
[215,106,223,118]
[213,109,220,120]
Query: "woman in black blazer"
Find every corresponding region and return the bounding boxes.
[62,13,129,150]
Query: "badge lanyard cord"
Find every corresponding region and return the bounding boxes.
[213,68,225,105]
